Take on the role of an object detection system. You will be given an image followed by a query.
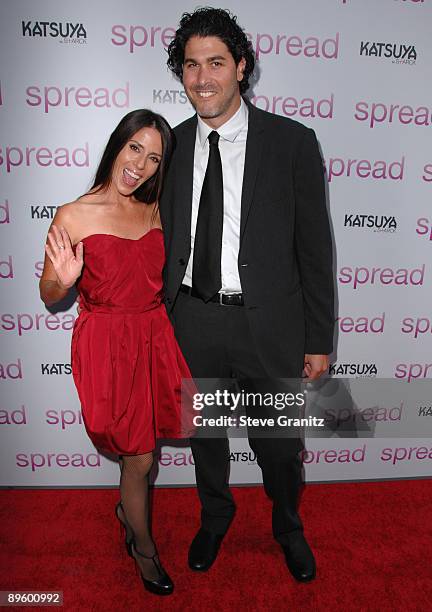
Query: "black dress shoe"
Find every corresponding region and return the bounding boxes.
[188,528,224,571]
[281,531,316,582]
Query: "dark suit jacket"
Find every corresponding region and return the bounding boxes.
[159,99,334,377]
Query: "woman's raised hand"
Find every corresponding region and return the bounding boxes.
[45,225,84,289]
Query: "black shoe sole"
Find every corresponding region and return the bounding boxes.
[188,561,214,572]
[143,581,174,596]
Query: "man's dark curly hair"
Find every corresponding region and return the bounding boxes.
[167,7,255,95]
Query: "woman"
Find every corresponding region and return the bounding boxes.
[39,109,191,596]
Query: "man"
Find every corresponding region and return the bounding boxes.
[160,8,334,582]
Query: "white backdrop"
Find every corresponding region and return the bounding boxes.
[1,0,431,487]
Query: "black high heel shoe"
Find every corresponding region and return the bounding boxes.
[114,501,133,558]
[131,540,174,596]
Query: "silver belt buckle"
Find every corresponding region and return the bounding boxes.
[219,292,242,306]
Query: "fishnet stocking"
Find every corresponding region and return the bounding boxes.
[119,453,160,580]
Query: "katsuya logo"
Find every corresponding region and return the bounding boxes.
[344,214,397,232]
[21,20,87,44]
[329,363,378,377]
[30,205,59,220]
[41,363,72,375]
[359,41,417,65]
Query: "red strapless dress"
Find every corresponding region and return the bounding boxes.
[71,229,192,455]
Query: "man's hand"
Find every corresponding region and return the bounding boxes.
[303,354,329,380]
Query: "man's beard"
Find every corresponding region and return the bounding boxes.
[190,86,238,120]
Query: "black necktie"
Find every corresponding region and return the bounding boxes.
[192,130,223,302]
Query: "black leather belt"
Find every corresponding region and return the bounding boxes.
[180,284,244,306]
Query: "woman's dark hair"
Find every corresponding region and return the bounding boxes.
[167,7,255,95]
[90,109,173,204]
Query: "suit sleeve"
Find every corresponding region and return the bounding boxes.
[293,127,335,354]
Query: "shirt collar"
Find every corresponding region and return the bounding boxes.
[197,97,248,148]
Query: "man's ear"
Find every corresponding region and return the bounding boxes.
[237,57,246,82]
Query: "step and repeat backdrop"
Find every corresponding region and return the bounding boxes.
[1,0,431,486]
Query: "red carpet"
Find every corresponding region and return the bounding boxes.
[1,481,431,611]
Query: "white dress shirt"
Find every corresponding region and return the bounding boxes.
[183,97,249,293]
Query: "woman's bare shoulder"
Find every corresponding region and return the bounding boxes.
[53,199,81,222]
[76,190,105,204]
[56,192,105,216]
[51,197,100,243]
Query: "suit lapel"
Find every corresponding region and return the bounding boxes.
[174,116,197,251]
[240,101,265,241]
